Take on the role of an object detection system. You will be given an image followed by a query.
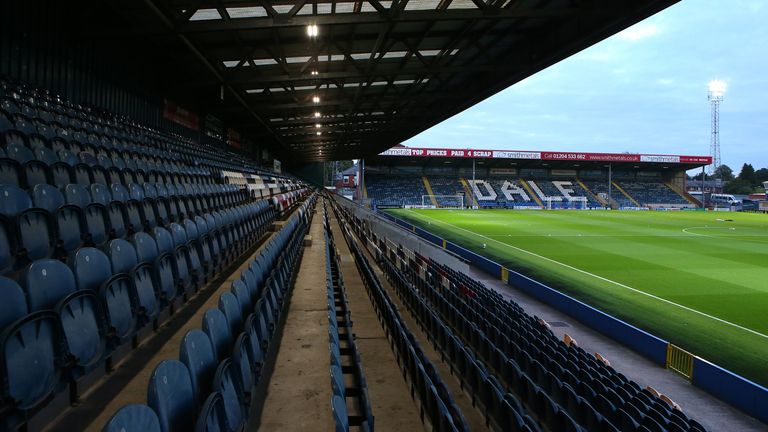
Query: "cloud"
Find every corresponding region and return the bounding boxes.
[618,23,659,41]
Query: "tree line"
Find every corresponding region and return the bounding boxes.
[689,164,768,194]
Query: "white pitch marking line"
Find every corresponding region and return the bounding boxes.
[408,210,768,340]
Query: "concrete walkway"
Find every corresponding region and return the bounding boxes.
[328,208,425,431]
[257,204,334,431]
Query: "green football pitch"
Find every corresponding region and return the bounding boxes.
[386,208,768,386]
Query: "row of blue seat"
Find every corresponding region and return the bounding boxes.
[364,210,707,432]
[102,195,316,432]
[379,255,549,432]
[0,191,285,432]
[0,182,264,275]
[328,198,470,432]
[335,202,543,431]
[322,201,374,431]
[419,259,705,432]
[336,200,707,432]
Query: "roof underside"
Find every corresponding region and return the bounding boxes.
[107,0,680,163]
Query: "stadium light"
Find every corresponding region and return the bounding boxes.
[316,131,322,136]
[708,79,726,179]
[311,70,319,76]
[708,80,727,99]
[314,111,321,118]
[312,95,320,103]
[315,123,321,128]
[306,24,319,38]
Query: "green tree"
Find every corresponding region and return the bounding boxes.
[714,164,734,181]
[737,163,756,183]
[754,168,768,183]
[723,179,754,194]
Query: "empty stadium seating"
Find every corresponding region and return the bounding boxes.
[330,197,709,432]
[329,199,471,431]
[364,172,692,209]
[323,202,374,431]
[0,77,311,431]
[101,196,315,431]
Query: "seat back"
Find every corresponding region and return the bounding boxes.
[194,392,228,432]
[64,183,92,208]
[179,329,216,403]
[0,184,32,218]
[132,232,159,264]
[102,404,162,432]
[24,259,77,311]
[108,239,138,274]
[32,184,65,212]
[218,292,242,335]
[147,360,195,432]
[18,209,55,261]
[73,247,113,291]
[0,311,60,411]
[0,276,28,329]
[212,359,245,431]
[202,308,232,361]
[58,290,105,372]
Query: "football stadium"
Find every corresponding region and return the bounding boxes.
[1,1,767,432]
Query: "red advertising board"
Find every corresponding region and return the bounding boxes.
[378,147,712,165]
[163,100,199,131]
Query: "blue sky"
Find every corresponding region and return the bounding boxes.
[402,0,768,173]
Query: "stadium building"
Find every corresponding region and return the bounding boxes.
[361,146,711,210]
[0,1,766,432]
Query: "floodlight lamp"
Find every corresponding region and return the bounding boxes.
[312,95,320,103]
[316,131,322,136]
[708,80,726,98]
[314,112,321,118]
[306,24,319,38]
[315,123,321,128]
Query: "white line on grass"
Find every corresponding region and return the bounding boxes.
[408,210,768,340]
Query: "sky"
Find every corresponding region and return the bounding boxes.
[401,0,768,173]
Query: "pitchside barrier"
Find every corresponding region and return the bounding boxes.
[364,201,768,424]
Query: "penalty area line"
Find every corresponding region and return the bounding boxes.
[408,210,768,341]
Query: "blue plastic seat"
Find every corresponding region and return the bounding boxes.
[0,184,32,219]
[212,359,245,431]
[232,333,255,398]
[202,308,232,361]
[24,259,77,311]
[0,310,61,413]
[64,183,92,208]
[58,288,106,376]
[32,184,65,213]
[107,202,128,239]
[218,292,242,335]
[131,263,160,324]
[0,158,22,187]
[0,277,27,329]
[18,208,55,261]
[332,395,349,432]
[179,329,217,404]
[6,141,34,164]
[231,280,251,318]
[102,404,162,432]
[147,360,195,432]
[110,183,129,203]
[90,183,112,206]
[108,238,138,275]
[194,392,228,432]
[73,247,113,290]
[101,274,137,345]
